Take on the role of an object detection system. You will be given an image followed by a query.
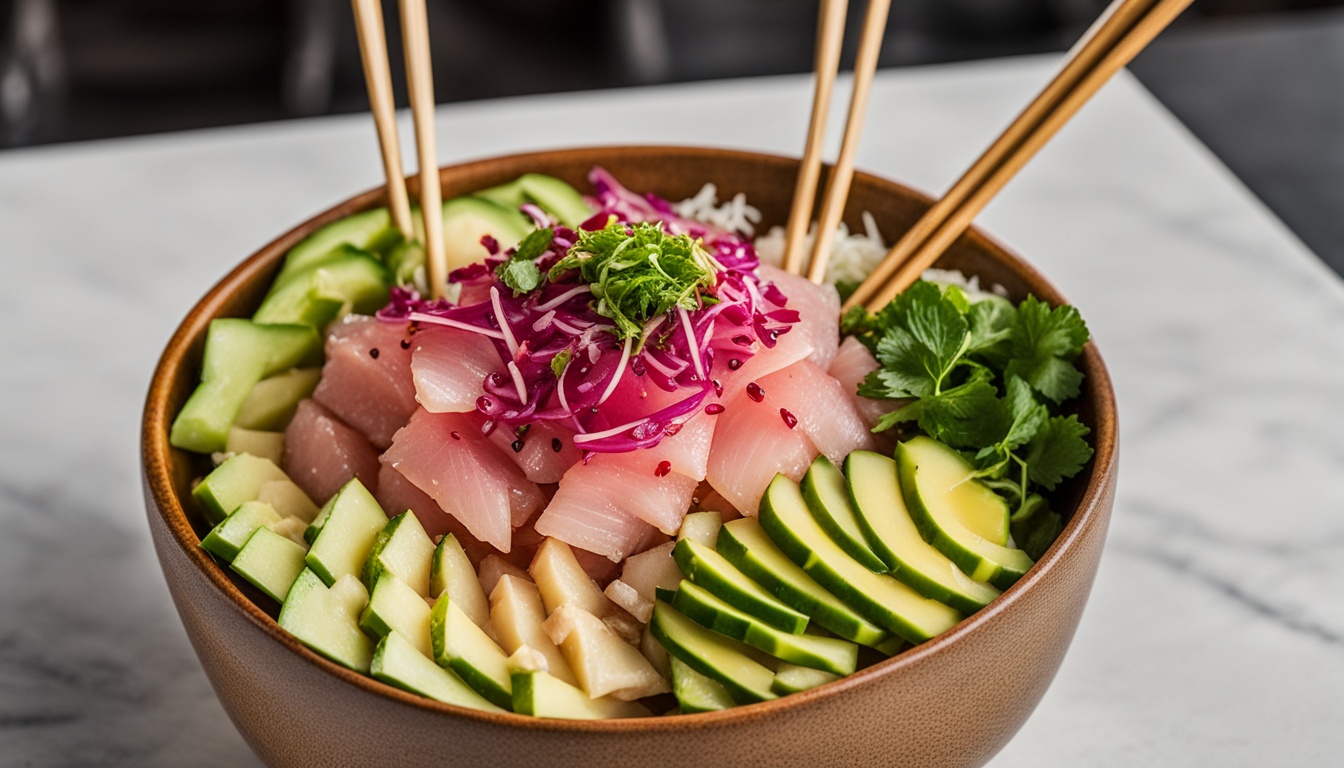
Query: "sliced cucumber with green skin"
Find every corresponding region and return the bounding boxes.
[668,582,857,676]
[362,511,435,596]
[372,631,504,712]
[200,500,281,562]
[802,456,888,573]
[360,572,433,657]
[771,663,841,695]
[234,367,321,432]
[509,668,650,719]
[278,570,373,672]
[430,596,513,710]
[677,510,722,548]
[305,479,389,587]
[476,174,593,228]
[192,453,292,525]
[430,534,492,635]
[671,656,735,713]
[716,518,891,649]
[304,495,337,545]
[673,539,808,634]
[846,451,1002,613]
[171,319,322,454]
[650,600,777,705]
[759,474,963,644]
[896,437,1035,590]
[231,526,308,602]
[254,246,390,328]
[276,207,399,285]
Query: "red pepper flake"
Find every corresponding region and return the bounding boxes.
[551,437,563,453]
[511,439,525,453]
[728,359,742,370]
[705,403,725,415]
[654,460,672,477]
[780,408,797,429]
[450,431,461,441]
[712,379,723,397]
[369,348,380,359]
[746,382,765,402]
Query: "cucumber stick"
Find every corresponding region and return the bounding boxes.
[305,479,388,587]
[431,596,513,710]
[231,526,308,602]
[371,631,503,712]
[278,570,373,673]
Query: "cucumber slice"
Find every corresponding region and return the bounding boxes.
[677,510,722,548]
[224,428,285,464]
[771,664,841,695]
[170,320,322,454]
[671,656,735,713]
[430,534,492,636]
[673,539,808,634]
[192,453,292,525]
[234,367,321,431]
[846,451,1002,613]
[896,437,1035,590]
[430,596,513,710]
[440,197,533,274]
[231,526,308,602]
[476,174,593,228]
[255,479,320,523]
[276,207,399,284]
[716,518,891,649]
[304,495,337,545]
[254,246,390,328]
[510,666,651,719]
[371,630,504,712]
[362,511,435,596]
[305,479,389,587]
[201,500,282,562]
[278,570,373,673]
[490,575,576,686]
[669,582,857,676]
[360,571,433,657]
[801,456,888,572]
[759,475,963,644]
[650,600,777,705]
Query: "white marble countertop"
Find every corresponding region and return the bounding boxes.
[3,55,1342,766]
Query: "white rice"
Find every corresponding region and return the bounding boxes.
[674,183,763,237]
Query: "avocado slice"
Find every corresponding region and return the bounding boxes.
[276,207,400,285]
[231,526,308,602]
[200,499,282,561]
[360,571,433,657]
[770,663,841,695]
[759,474,963,644]
[278,570,373,673]
[846,451,1002,613]
[371,630,504,712]
[430,595,514,710]
[666,582,857,676]
[896,437,1035,590]
[192,453,292,525]
[305,478,389,587]
[430,534,493,636]
[801,456,888,572]
[440,196,533,274]
[170,319,322,454]
[670,656,735,713]
[649,600,777,705]
[672,538,808,634]
[716,518,891,650]
[362,511,435,596]
[234,367,321,432]
[476,174,593,228]
[254,245,390,329]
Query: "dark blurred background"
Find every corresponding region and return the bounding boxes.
[2,0,1342,270]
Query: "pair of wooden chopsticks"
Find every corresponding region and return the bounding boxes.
[782,0,893,285]
[351,0,448,298]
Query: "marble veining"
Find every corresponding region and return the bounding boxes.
[1,55,1341,766]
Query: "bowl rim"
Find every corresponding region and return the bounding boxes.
[142,143,1118,734]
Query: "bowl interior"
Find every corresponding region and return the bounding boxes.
[143,144,1117,728]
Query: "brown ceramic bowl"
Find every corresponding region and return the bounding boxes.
[142,146,1117,768]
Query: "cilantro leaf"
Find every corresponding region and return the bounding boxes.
[863,281,970,400]
[1023,414,1093,490]
[965,296,1016,360]
[1010,494,1063,560]
[887,374,1006,449]
[514,227,555,261]
[1001,375,1047,450]
[498,259,542,294]
[1003,296,1089,403]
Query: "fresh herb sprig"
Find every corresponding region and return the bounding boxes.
[548,221,717,341]
[495,227,555,295]
[845,281,1094,558]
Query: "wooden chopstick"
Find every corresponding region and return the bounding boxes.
[398,0,447,299]
[846,0,1192,311]
[350,0,413,239]
[805,0,893,285]
[781,0,848,276]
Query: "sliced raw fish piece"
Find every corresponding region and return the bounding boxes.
[486,418,582,484]
[556,452,699,536]
[758,263,841,370]
[375,461,494,565]
[705,388,818,516]
[383,409,544,553]
[534,480,661,563]
[758,359,877,464]
[283,398,379,504]
[589,365,691,428]
[311,316,417,450]
[586,410,717,482]
[410,326,502,414]
[710,317,815,400]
